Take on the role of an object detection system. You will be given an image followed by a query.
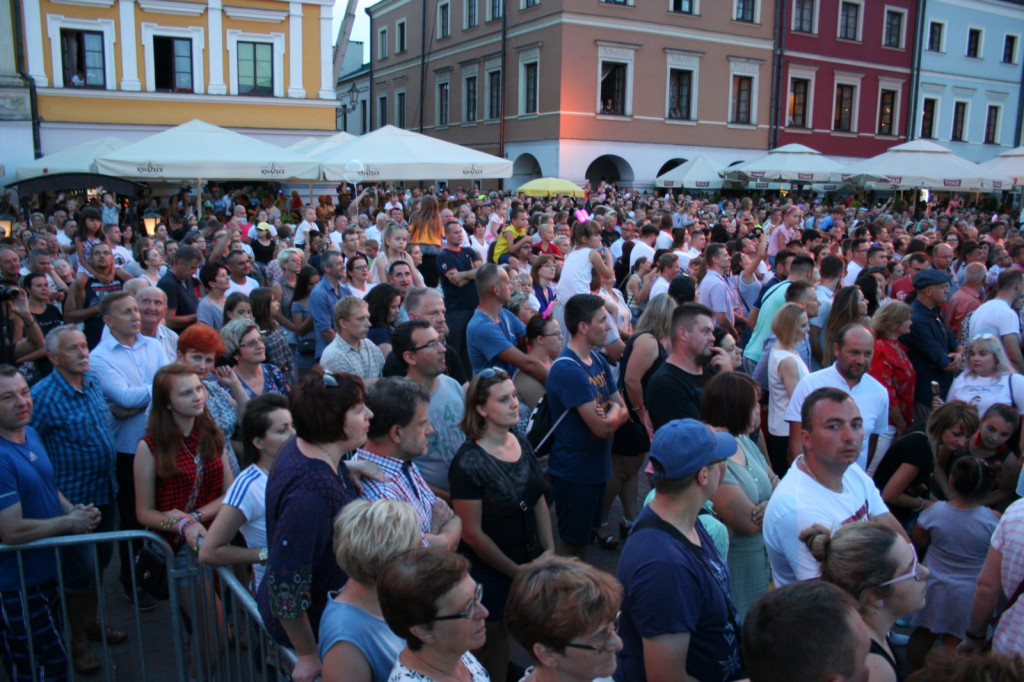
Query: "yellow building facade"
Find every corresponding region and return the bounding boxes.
[18,0,337,152]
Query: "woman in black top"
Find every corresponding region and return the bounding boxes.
[449,368,554,682]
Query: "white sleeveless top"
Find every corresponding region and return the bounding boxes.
[768,346,808,436]
[556,247,595,302]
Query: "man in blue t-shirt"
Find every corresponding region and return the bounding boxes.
[437,220,482,370]
[466,263,547,382]
[616,418,746,682]
[0,366,103,678]
[545,294,628,560]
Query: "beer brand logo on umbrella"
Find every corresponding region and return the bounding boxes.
[798,173,813,180]
[695,181,709,187]
[943,179,961,187]
[362,164,381,177]
[887,176,902,184]
[136,161,164,175]
[261,162,285,177]
[462,164,484,176]
[750,171,765,178]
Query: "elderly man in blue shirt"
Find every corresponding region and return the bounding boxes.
[899,269,963,427]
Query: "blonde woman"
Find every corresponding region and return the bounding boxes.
[766,303,810,474]
[869,301,916,466]
[946,334,1024,450]
[370,222,424,287]
[319,500,422,682]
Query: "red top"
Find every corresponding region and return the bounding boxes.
[145,428,223,542]
[870,338,916,428]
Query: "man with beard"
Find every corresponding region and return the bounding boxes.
[645,303,733,430]
[785,325,889,471]
[765,388,905,585]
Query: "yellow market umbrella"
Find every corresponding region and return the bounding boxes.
[517,177,586,198]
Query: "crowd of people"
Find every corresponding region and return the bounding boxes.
[2,182,1024,682]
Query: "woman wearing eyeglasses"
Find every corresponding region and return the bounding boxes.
[505,555,623,682]
[220,318,290,399]
[513,316,564,412]
[946,334,1024,452]
[801,521,929,682]
[450,368,554,682]
[378,548,490,682]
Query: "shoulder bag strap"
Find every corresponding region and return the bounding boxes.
[535,355,585,451]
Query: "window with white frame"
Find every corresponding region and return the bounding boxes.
[152,36,193,92]
[378,94,388,127]
[523,0,538,8]
[921,98,937,138]
[486,69,501,120]
[396,91,406,128]
[464,74,478,122]
[438,2,450,39]
[728,58,760,125]
[732,76,753,123]
[396,20,406,53]
[466,0,478,27]
[1003,35,1017,64]
[437,78,450,126]
[793,0,815,33]
[238,41,273,95]
[597,43,636,116]
[985,105,1000,144]
[60,28,107,88]
[967,28,982,58]
[666,51,699,121]
[789,78,809,127]
[838,1,861,41]
[671,0,695,14]
[378,27,388,59]
[883,8,905,48]
[668,69,693,119]
[927,22,943,52]
[735,0,755,22]
[833,83,855,131]
[951,101,967,141]
[877,87,898,135]
[226,29,284,97]
[486,0,502,21]
[519,51,538,115]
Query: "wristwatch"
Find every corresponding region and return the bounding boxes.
[258,547,269,564]
[191,510,203,522]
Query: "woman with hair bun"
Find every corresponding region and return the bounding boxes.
[801,521,929,682]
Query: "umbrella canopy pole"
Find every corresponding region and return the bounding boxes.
[196,177,203,219]
[310,183,314,208]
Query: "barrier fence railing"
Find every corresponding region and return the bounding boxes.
[0,530,296,682]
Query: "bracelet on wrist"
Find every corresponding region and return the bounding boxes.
[177,517,196,536]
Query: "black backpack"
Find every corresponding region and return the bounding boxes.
[525,356,577,456]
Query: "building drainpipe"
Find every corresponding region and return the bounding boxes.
[498,0,508,159]
[418,0,427,133]
[1014,45,1024,147]
[11,0,41,160]
[907,0,926,141]
[768,0,785,150]
[365,5,375,131]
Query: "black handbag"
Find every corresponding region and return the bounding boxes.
[134,540,169,600]
[612,414,651,455]
[298,337,316,355]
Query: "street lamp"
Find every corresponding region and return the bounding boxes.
[338,82,359,114]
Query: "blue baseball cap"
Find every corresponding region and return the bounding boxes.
[649,419,737,480]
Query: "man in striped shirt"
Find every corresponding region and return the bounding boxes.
[353,377,461,550]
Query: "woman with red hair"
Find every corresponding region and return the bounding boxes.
[177,323,249,474]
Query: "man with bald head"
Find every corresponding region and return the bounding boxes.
[785,325,890,471]
[930,242,959,299]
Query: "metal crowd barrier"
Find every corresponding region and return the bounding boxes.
[0,530,297,682]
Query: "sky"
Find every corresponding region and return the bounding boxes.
[333,0,375,62]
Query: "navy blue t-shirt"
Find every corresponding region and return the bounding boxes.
[0,427,64,591]
[437,247,481,311]
[616,506,745,682]
[544,348,617,485]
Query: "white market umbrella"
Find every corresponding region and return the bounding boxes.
[16,136,130,180]
[97,119,321,215]
[842,139,1012,191]
[304,131,357,159]
[655,154,726,189]
[981,146,1024,186]
[320,125,512,181]
[723,143,843,183]
[286,137,325,154]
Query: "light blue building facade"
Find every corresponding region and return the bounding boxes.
[912,0,1024,162]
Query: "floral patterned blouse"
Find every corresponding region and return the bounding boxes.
[870,337,916,428]
[256,436,358,645]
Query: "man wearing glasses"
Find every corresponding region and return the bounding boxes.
[842,238,870,287]
[890,252,930,303]
[615,418,745,682]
